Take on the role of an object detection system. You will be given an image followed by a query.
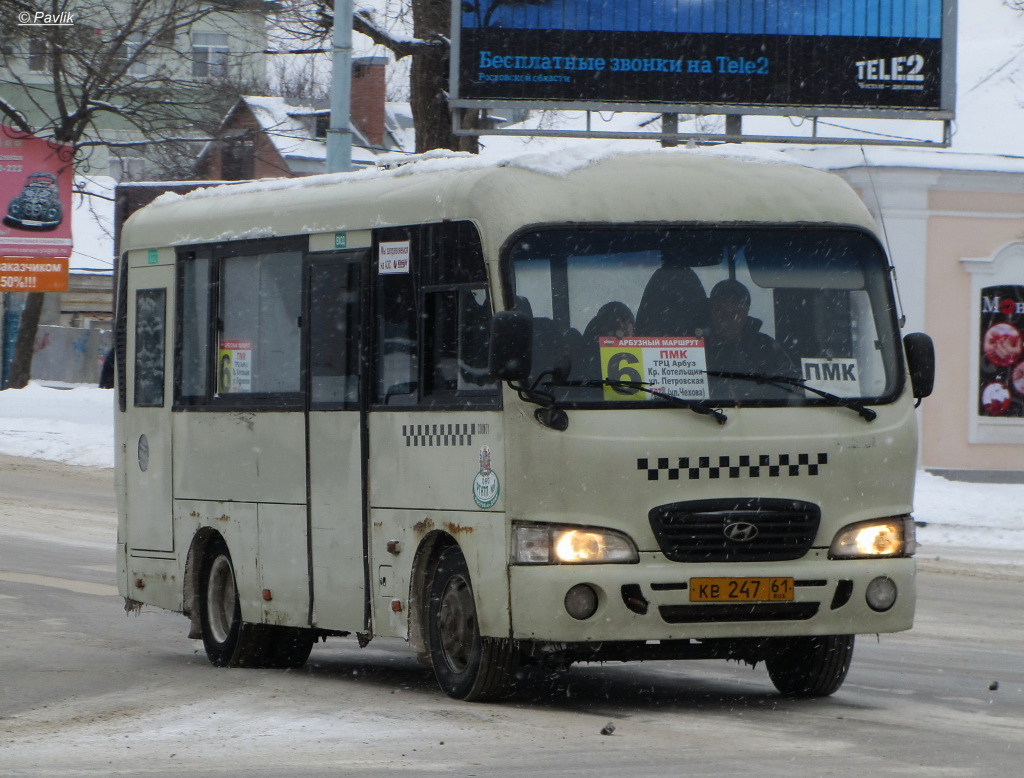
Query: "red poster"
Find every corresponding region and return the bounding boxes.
[0,125,73,259]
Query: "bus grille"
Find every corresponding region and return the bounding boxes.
[648,498,821,563]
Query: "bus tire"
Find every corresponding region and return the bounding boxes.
[427,545,517,701]
[765,634,855,697]
[264,626,315,669]
[198,537,270,668]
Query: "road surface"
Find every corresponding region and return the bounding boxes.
[1,455,1021,776]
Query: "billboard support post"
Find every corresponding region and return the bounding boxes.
[660,114,678,148]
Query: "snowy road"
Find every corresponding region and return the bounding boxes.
[1,455,1022,777]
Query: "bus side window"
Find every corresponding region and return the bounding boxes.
[422,286,496,399]
[178,253,211,402]
[134,288,166,407]
[218,251,303,395]
[375,270,419,405]
[309,260,363,408]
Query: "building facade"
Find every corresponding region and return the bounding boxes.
[812,150,1024,480]
[0,0,271,180]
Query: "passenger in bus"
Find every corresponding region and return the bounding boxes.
[577,301,635,379]
[705,279,796,378]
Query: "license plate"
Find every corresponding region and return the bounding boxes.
[689,577,794,602]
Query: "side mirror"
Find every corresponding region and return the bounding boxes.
[903,332,935,399]
[489,310,532,382]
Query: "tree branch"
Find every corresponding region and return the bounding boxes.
[348,10,444,60]
[0,98,35,136]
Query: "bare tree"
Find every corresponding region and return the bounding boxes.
[0,0,269,388]
[274,0,482,153]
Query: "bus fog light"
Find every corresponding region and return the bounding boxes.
[565,584,599,620]
[865,576,898,612]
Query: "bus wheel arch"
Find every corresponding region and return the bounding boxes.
[423,540,518,701]
[193,532,270,668]
[184,528,223,640]
[408,531,456,664]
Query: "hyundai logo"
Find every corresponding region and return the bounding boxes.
[723,521,759,542]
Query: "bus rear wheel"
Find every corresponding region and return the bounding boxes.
[427,546,518,701]
[764,634,855,697]
[198,537,278,668]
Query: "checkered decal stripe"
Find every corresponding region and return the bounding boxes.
[402,423,480,447]
[638,453,829,480]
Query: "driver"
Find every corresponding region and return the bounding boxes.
[705,279,796,378]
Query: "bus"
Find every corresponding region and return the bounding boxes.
[115,150,935,701]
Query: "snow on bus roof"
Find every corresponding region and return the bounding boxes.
[148,144,800,207]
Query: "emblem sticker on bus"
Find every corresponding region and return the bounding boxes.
[472,445,499,509]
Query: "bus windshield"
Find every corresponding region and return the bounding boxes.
[508,226,903,407]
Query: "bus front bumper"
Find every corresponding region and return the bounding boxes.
[505,552,915,643]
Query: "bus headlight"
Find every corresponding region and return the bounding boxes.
[829,516,916,559]
[512,524,639,564]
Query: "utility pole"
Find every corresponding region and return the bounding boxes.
[326,0,353,173]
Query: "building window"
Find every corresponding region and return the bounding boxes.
[115,31,147,77]
[27,39,49,72]
[220,135,254,180]
[110,156,146,182]
[191,32,229,79]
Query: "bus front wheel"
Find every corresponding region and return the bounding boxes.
[764,634,855,697]
[198,537,274,668]
[427,546,518,701]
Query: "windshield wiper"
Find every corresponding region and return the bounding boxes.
[704,370,877,422]
[584,379,728,425]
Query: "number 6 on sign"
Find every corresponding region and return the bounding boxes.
[601,344,643,400]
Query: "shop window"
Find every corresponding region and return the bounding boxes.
[965,242,1024,445]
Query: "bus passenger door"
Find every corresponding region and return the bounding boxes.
[306,254,368,632]
[124,259,174,553]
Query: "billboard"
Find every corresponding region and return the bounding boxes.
[0,125,74,263]
[451,0,955,118]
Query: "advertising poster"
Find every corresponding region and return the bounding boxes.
[978,285,1024,418]
[0,125,73,260]
[454,0,949,114]
[218,340,253,394]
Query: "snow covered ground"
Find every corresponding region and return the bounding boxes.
[0,381,1021,566]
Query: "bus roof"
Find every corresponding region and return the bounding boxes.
[119,148,878,257]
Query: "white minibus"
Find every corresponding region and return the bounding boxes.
[115,150,934,700]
